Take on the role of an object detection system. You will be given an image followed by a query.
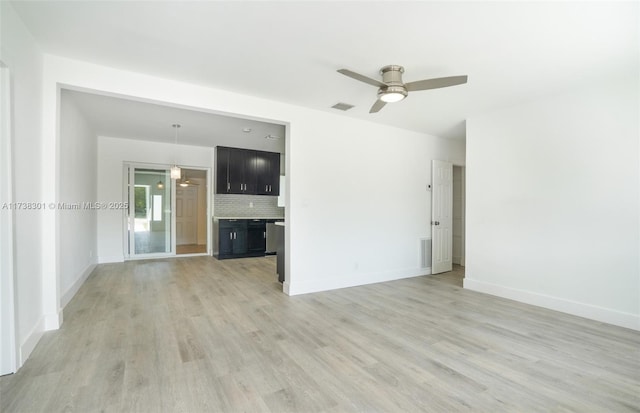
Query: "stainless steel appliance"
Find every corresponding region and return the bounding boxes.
[265,220,282,255]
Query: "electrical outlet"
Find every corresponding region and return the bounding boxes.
[249,202,254,208]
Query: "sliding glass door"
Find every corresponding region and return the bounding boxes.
[126,165,174,257]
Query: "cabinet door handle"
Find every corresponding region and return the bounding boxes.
[263,231,266,238]
[227,182,230,191]
[229,232,233,240]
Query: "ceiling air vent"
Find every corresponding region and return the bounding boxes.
[331,102,355,111]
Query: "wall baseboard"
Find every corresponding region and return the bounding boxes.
[61,262,97,308]
[288,267,430,296]
[43,310,62,331]
[464,278,639,331]
[19,316,45,368]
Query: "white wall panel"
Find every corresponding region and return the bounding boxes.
[0,1,45,367]
[466,72,639,329]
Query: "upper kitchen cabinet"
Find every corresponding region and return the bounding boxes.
[255,150,280,195]
[216,146,280,195]
[217,146,255,194]
[216,146,234,193]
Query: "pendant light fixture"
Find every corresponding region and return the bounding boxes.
[170,123,181,180]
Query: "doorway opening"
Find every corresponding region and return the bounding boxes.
[431,161,465,276]
[124,164,211,259]
[176,168,208,255]
[452,165,466,267]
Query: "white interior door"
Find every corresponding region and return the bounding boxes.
[176,186,198,245]
[432,160,453,274]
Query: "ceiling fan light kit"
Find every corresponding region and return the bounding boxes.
[337,64,467,113]
[379,87,407,103]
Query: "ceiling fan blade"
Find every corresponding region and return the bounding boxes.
[338,69,387,88]
[405,75,468,92]
[369,99,387,113]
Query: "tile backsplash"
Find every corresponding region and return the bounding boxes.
[214,194,284,218]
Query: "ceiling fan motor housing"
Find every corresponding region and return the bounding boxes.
[379,65,408,100]
[380,65,405,85]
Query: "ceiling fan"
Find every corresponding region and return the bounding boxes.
[337,65,467,113]
[178,173,199,188]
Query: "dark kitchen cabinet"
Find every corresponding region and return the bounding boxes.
[217,219,266,259]
[217,147,256,194]
[247,219,267,253]
[216,146,232,194]
[218,219,248,257]
[216,146,280,195]
[255,151,280,195]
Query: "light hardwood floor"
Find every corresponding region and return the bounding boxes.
[1,257,639,412]
[176,244,207,255]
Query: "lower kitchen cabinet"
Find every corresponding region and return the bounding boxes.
[247,219,267,254]
[217,219,266,259]
[218,220,247,257]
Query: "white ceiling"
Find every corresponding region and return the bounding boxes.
[63,89,287,152]
[12,1,638,141]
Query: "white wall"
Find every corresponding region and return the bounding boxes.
[59,92,97,307]
[287,114,464,293]
[0,2,45,367]
[97,136,213,262]
[42,55,464,300]
[465,73,639,330]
